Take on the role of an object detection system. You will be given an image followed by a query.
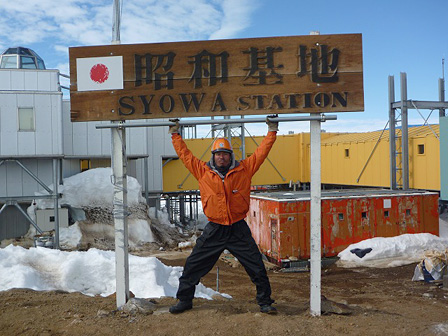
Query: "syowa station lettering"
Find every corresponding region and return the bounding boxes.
[69,34,363,122]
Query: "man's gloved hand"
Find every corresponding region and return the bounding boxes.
[168,118,180,134]
[266,115,279,132]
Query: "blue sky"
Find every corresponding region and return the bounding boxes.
[1,0,447,134]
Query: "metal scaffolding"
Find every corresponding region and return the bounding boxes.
[388,73,448,190]
[100,114,337,315]
[0,157,62,247]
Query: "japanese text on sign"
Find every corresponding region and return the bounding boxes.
[69,34,363,122]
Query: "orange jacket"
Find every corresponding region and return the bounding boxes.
[172,132,277,225]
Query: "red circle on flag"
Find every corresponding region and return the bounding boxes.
[90,63,109,84]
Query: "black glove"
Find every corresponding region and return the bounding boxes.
[266,115,279,132]
[168,118,180,134]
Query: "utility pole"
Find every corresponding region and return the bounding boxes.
[111,0,130,309]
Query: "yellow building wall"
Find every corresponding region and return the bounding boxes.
[163,138,208,192]
[163,133,311,192]
[321,140,390,187]
[162,127,441,192]
[410,135,440,190]
[321,131,440,190]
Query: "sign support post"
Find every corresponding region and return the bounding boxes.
[110,0,129,309]
[111,122,130,308]
[310,116,322,316]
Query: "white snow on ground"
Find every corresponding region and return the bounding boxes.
[0,245,225,300]
[59,222,83,248]
[337,233,448,268]
[337,211,448,268]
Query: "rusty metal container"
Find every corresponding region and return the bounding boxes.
[246,189,439,266]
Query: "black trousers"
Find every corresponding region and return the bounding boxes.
[176,219,274,306]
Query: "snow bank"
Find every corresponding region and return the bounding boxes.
[59,222,83,248]
[337,233,448,268]
[148,207,172,227]
[24,168,160,249]
[34,167,145,209]
[0,245,225,300]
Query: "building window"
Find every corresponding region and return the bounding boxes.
[344,148,350,158]
[362,211,367,219]
[384,210,389,217]
[18,107,35,131]
[0,55,17,68]
[338,213,344,221]
[418,144,425,155]
[20,56,37,69]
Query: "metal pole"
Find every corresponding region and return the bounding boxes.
[356,120,389,184]
[440,78,446,118]
[216,266,220,292]
[189,194,193,224]
[309,117,322,316]
[195,193,199,232]
[112,123,130,308]
[388,75,397,190]
[241,117,246,159]
[52,159,60,249]
[111,0,129,309]
[179,194,185,225]
[14,160,53,194]
[144,157,149,206]
[112,0,121,44]
[0,203,7,216]
[400,72,409,190]
[13,202,43,234]
[95,115,337,129]
[224,116,230,139]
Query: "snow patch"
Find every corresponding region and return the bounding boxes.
[34,168,145,209]
[337,233,448,268]
[0,245,227,299]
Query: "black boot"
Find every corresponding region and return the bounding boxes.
[169,300,193,314]
[260,304,277,314]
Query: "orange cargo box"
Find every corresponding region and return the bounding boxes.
[247,189,439,266]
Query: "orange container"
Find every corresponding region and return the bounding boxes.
[247,189,439,266]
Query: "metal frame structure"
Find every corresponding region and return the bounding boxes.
[0,157,62,247]
[102,113,337,315]
[96,115,336,129]
[388,73,447,190]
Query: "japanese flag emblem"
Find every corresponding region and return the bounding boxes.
[76,56,124,91]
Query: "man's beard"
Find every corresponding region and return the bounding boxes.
[215,162,230,176]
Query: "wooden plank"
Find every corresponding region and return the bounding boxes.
[69,34,363,122]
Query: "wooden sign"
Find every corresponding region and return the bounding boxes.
[69,34,363,122]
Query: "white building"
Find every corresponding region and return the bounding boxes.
[0,47,175,241]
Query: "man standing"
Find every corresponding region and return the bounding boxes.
[168,117,279,314]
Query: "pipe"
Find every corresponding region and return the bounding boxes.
[96,115,337,129]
